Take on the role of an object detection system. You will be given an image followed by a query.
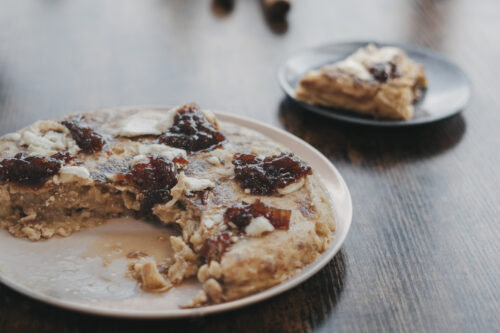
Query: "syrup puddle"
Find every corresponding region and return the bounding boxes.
[82,218,176,266]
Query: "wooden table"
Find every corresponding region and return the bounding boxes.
[0,0,499,332]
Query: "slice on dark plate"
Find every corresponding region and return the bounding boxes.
[278,41,471,126]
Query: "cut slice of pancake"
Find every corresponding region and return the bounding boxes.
[296,44,428,120]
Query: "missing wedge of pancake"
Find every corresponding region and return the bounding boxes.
[0,104,335,307]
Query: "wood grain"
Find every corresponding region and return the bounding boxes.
[0,0,499,332]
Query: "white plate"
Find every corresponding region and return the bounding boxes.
[0,111,352,318]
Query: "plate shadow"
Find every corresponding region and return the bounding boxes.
[278,97,466,168]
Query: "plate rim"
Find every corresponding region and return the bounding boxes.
[277,39,472,127]
[0,108,352,319]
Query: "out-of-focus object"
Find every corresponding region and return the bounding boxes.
[296,44,427,120]
[263,0,290,19]
[212,0,234,15]
[279,41,471,127]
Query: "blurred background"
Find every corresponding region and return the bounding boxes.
[0,0,493,132]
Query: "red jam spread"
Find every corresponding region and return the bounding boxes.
[224,200,291,230]
[62,117,105,154]
[121,155,178,214]
[0,153,61,187]
[159,104,225,152]
[200,231,233,261]
[233,153,312,195]
[51,152,76,164]
[369,62,400,83]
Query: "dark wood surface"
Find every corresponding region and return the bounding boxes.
[0,0,499,332]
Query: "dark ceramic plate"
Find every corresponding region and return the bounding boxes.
[278,41,471,126]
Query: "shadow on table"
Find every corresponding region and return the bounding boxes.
[278,97,466,168]
[0,250,347,332]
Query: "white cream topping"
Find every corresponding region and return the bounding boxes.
[277,178,306,195]
[116,109,178,137]
[116,106,218,137]
[138,143,187,161]
[245,216,275,237]
[128,143,187,168]
[179,174,214,195]
[19,120,79,156]
[335,58,372,81]
[352,44,403,66]
[206,156,220,165]
[163,173,214,210]
[333,44,404,81]
[58,166,91,183]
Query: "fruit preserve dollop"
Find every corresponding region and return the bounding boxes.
[51,152,77,164]
[159,104,225,152]
[224,200,291,230]
[0,153,61,188]
[233,153,312,195]
[122,155,178,214]
[369,62,400,83]
[200,231,233,261]
[62,117,105,154]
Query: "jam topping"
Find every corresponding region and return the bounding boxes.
[224,200,291,230]
[369,62,400,83]
[200,231,233,261]
[233,153,312,195]
[159,104,225,152]
[173,156,189,166]
[121,155,178,214]
[0,153,61,188]
[62,117,105,154]
[51,152,77,164]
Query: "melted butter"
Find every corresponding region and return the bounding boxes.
[82,219,175,266]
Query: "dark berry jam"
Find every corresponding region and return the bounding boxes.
[200,231,233,261]
[173,156,189,166]
[224,200,291,230]
[140,189,174,214]
[121,155,178,214]
[130,156,177,191]
[62,117,105,154]
[51,152,76,164]
[0,153,61,188]
[369,62,400,83]
[233,153,312,195]
[159,104,225,152]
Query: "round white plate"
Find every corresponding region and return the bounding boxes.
[0,110,352,318]
[278,41,472,126]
